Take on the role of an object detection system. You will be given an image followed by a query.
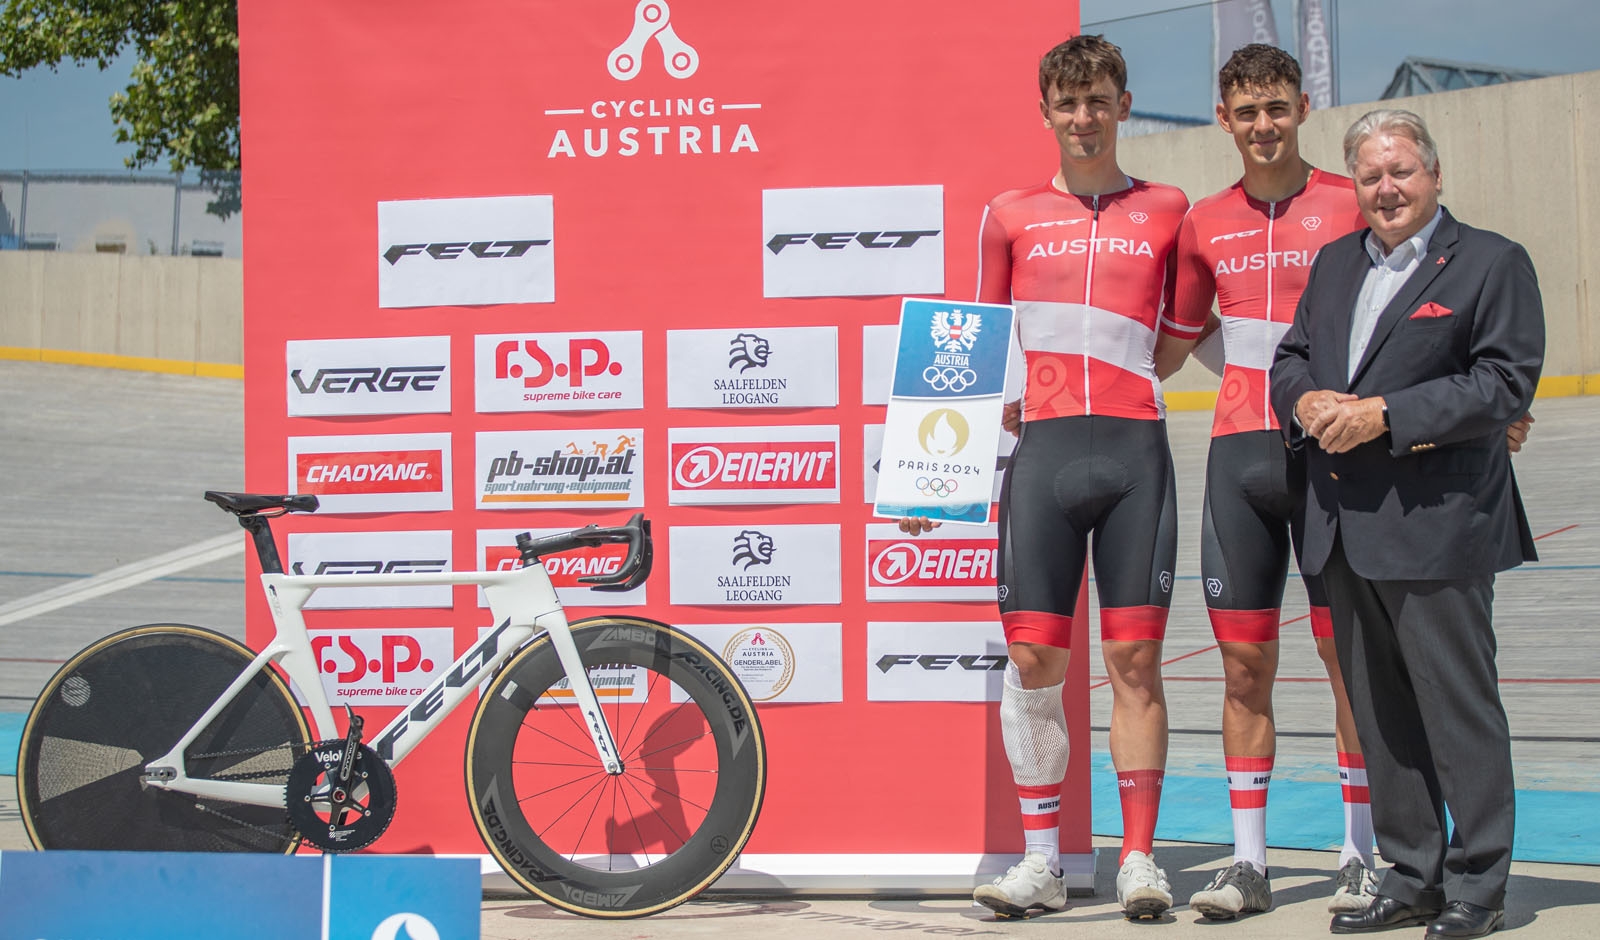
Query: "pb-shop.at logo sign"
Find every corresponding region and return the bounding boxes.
[728,332,771,372]
[731,530,775,570]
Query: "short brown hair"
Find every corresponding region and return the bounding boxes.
[1218,43,1302,100]
[1039,34,1127,99]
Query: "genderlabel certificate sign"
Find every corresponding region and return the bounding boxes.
[874,297,1014,525]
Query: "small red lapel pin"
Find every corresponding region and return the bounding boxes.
[1436,257,1446,265]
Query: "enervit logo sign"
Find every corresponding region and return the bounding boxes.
[673,623,844,704]
[476,528,646,608]
[287,530,453,609]
[669,524,841,606]
[288,433,451,513]
[475,331,643,412]
[544,2,760,159]
[866,621,1009,702]
[864,523,999,601]
[763,185,944,298]
[666,327,839,409]
[377,195,554,308]
[862,424,1014,505]
[667,425,839,505]
[286,336,450,417]
[308,627,453,704]
[476,429,643,509]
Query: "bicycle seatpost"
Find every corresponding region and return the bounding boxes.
[237,514,285,575]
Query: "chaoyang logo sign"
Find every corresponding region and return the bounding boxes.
[864,523,999,601]
[476,528,646,608]
[668,425,839,505]
[377,195,554,308]
[288,530,453,609]
[669,524,841,606]
[309,627,453,704]
[286,336,450,417]
[665,327,838,409]
[475,331,643,412]
[544,1,761,160]
[763,185,944,298]
[288,433,451,513]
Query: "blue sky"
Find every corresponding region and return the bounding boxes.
[1,0,1596,170]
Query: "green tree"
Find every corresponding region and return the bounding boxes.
[0,0,241,217]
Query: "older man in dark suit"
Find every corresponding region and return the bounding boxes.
[1270,109,1543,938]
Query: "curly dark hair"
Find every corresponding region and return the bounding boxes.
[1039,34,1127,99]
[1218,43,1302,99]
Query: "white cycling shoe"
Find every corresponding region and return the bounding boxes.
[972,852,1068,918]
[1116,849,1174,919]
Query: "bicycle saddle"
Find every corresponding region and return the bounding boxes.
[204,491,321,515]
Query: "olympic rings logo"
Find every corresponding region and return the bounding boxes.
[916,476,959,497]
[922,366,978,392]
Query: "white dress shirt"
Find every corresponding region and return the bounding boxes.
[1348,208,1444,381]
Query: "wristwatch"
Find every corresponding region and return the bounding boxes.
[1381,405,1390,429]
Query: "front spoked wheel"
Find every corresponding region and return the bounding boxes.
[466,615,766,918]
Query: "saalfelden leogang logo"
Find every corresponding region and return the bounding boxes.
[288,433,452,513]
[476,428,644,509]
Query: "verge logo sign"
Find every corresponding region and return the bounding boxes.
[667,425,840,505]
[866,621,1009,702]
[666,327,838,409]
[309,627,453,705]
[288,530,453,609]
[545,2,759,159]
[477,429,643,509]
[476,528,647,608]
[864,523,999,601]
[377,195,554,308]
[475,331,643,412]
[669,524,841,606]
[288,433,452,513]
[286,336,451,417]
[762,185,945,298]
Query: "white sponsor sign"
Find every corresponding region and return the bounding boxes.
[863,424,1014,504]
[864,523,999,602]
[666,327,838,408]
[475,528,646,608]
[671,623,842,704]
[377,195,554,308]
[476,429,644,509]
[475,331,643,412]
[287,530,453,609]
[308,627,454,705]
[863,323,1025,405]
[866,621,1010,702]
[762,185,944,298]
[669,524,841,606]
[667,425,840,506]
[286,336,451,417]
[287,432,452,514]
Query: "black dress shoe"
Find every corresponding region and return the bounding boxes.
[1330,894,1442,933]
[1425,901,1504,938]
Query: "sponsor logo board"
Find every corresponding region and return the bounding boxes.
[864,523,999,601]
[863,323,1025,406]
[669,524,840,606]
[667,425,839,506]
[308,627,454,705]
[762,185,944,298]
[863,423,1012,505]
[286,336,451,417]
[377,195,554,308]
[475,331,643,412]
[477,429,643,509]
[288,432,451,513]
[287,530,454,609]
[866,621,1009,702]
[670,623,842,703]
[475,528,646,608]
[666,327,838,409]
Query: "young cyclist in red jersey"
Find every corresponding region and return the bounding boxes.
[902,34,1205,920]
[1173,45,1532,921]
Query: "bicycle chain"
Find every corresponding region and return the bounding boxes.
[181,741,312,846]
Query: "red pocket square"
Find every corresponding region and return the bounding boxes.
[1410,302,1453,319]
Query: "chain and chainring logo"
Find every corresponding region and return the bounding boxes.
[667,425,839,505]
[476,331,642,412]
[477,429,643,509]
[287,336,451,417]
[762,185,944,298]
[309,628,452,704]
[289,433,452,513]
[720,627,795,701]
[377,195,554,308]
[666,327,839,409]
[545,1,758,159]
[669,524,841,606]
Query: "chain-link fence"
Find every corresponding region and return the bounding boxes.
[0,170,241,258]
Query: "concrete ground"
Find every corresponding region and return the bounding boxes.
[1,360,1597,937]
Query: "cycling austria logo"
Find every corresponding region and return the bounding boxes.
[924,308,981,393]
[721,627,796,701]
[544,0,760,159]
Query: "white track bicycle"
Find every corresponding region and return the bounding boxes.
[16,491,766,918]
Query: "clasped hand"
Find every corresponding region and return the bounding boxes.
[1296,390,1387,454]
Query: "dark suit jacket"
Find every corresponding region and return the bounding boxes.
[1270,208,1543,581]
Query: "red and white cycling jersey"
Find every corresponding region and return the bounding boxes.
[1173,168,1363,436]
[978,178,1192,422]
